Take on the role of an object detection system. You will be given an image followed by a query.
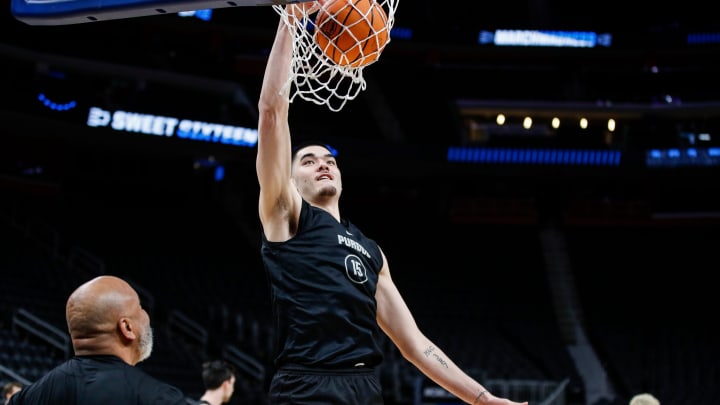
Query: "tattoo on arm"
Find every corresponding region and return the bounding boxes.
[423,346,449,368]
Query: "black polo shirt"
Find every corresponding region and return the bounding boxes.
[8,355,187,405]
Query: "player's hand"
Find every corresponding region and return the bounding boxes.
[286,0,323,19]
[480,392,528,405]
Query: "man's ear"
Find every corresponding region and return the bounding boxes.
[118,317,137,340]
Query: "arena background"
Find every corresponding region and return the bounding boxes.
[1,1,718,404]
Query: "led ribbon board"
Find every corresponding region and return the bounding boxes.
[11,0,313,25]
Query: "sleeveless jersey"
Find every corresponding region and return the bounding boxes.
[261,199,385,369]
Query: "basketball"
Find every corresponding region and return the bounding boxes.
[314,0,389,68]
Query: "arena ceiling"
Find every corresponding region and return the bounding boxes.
[1,0,718,186]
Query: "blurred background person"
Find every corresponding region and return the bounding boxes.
[197,360,236,405]
[3,382,23,405]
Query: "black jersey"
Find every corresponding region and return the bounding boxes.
[261,199,385,369]
[8,355,187,405]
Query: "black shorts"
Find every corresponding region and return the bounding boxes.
[269,366,383,405]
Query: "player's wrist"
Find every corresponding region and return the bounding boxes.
[472,389,488,405]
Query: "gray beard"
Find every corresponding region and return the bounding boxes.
[138,326,154,362]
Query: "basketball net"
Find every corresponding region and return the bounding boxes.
[273,0,398,112]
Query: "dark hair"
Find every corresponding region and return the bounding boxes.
[201,360,236,390]
[291,140,338,162]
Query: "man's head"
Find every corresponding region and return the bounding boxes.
[65,275,153,365]
[201,360,236,403]
[291,141,342,203]
[629,393,660,405]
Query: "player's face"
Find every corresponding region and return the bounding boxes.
[292,145,342,199]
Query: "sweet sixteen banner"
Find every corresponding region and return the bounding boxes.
[86,106,258,148]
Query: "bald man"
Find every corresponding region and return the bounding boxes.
[629,393,660,405]
[8,275,188,405]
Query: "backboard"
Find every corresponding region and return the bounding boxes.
[11,0,313,25]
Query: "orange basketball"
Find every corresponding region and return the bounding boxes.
[314,0,389,68]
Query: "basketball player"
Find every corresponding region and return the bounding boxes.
[8,275,188,405]
[255,3,529,405]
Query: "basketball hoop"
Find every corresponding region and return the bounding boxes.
[273,0,398,112]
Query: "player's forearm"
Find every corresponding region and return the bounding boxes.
[256,14,295,195]
[412,344,488,405]
[258,18,294,112]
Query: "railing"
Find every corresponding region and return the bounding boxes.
[0,365,32,385]
[167,310,208,348]
[12,308,71,360]
[222,344,265,383]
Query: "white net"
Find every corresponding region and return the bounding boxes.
[273,0,398,112]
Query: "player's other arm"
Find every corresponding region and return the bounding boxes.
[375,250,528,405]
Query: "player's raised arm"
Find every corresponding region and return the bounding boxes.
[256,8,301,242]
